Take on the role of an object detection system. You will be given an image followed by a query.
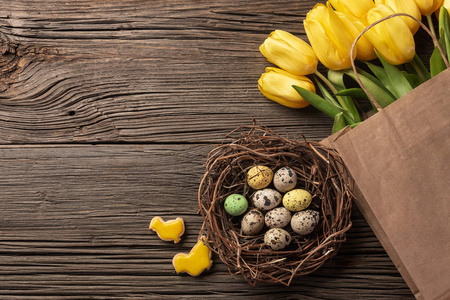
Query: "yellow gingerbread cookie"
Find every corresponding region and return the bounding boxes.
[149,216,185,243]
[172,237,212,276]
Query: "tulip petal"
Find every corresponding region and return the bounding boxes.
[260,30,318,75]
[304,4,356,70]
[258,67,315,108]
[375,0,421,34]
[362,4,415,65]
[329,0,375,18]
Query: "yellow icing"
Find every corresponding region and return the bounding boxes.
[149,217,185,243]
[172,237,212,276]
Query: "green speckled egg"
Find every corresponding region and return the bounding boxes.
[247,165,273,190]
[224,194,248,216]
[282,189,312,212]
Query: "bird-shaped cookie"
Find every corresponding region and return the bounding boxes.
[149,216,185,243]
[172,237,212,276]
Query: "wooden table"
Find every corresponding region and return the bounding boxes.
[0,0,417,298]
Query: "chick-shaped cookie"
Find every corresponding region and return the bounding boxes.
[172,237,212,276]
[149,216,185,243]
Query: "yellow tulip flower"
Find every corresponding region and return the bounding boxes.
[260,30,318,76]
[375,0,421,34]
[361,4,415,65]
[335,11,377,61]
[258,67,315,108]
[414,0,443,15]
[304,3,356,70]
[329,0,375,18]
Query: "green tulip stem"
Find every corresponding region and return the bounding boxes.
[314,70,349,111]
[426,14,438,46]
[410,58,427,82]
[314,70,338,94]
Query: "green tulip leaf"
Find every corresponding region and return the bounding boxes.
[365,62,394,93]
[314,78,340,107]
[327,70,362,122]
[335,88,368,99]
[408,54,431,81]
[376,50,413,99]
[345,70,396,108]
[332,112,346,134]
[355,67,396,98]
[292,85,355,124]
[349,122,361,129]
[402,72,422,89]
[439,7,450,63]
[430,47,447,77]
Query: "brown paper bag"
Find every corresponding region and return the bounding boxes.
[322,68,450,300]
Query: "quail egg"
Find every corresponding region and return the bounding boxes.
[241,209,265,236]
[264,228,291,250]
[282,189,312,212]
[224,194,248,216]
[265,207,291,228]
[252,188,282,211]
[247,165,273,190]
[273,167,297,193]
[291,210,320,235]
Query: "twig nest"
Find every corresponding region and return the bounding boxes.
[198,125,353,286]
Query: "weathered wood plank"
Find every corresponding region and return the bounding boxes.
[0,0,336,144]
[0,145,413,298]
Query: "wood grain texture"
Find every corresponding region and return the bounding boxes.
[0,145,413,299]
[0,0,334,144]
[0,0,424,298]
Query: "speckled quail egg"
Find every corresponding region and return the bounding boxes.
[264,228,291,250]
[291,210,320,235]
[241,209,265,236]
[252,188,282,211]
[224,194,248,216]
[247,165,273,190]
[265,207,291,228]
[273,167,297,193]
[282,189,312,212]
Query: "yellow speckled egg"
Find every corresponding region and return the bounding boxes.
[247,165,273,190]
[282,189,312,212]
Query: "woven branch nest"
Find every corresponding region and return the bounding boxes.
[198,125,353,286]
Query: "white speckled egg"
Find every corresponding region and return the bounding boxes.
[265,207,291,228]
[241,209,265,236]
[264,228,291,250]
[252,188,282,211]
[247,165,273,190]
[273,167,297,193]
[282,189,312,212]
[291,210,320,235]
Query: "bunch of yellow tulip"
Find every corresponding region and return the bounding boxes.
[258,0,450,133]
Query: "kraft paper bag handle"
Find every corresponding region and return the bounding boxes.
[350,13,450,111]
